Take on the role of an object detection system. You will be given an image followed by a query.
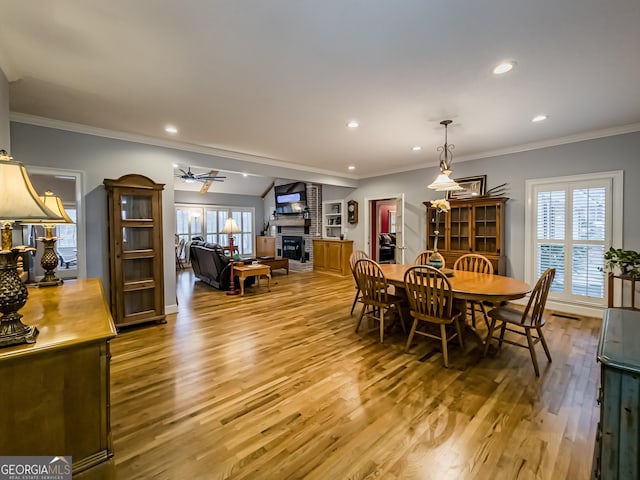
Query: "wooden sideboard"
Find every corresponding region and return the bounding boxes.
[313,239,353,276]
[592,308,640,479]
[0,279,117,479]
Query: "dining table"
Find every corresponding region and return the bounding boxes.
[379,264,532,351]
[380,264,532,304]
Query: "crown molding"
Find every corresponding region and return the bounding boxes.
[11,112,639,181]
[9,112,359,181]
[362,122,640,179]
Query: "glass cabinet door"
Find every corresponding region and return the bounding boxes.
[121,194,152,220]
[474,204,498,253]
[449,206,471,251]
[122,227,154,251]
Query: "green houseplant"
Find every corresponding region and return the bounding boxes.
[603,247,640,278]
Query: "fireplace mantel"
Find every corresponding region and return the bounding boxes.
[273,217,311,227]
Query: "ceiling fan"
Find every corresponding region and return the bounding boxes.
[176,167,226,193]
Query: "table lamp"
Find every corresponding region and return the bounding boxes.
[221,216,241,295]
[0,150,63,347]
[27,190,74,287]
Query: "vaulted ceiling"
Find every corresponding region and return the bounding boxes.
[1,0,639,186]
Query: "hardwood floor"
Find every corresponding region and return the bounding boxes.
[110,269,601,479]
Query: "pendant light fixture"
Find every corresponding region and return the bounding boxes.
[427,120,463,191]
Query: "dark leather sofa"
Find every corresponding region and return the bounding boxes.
[189,240,254,290]
[378,233,396,263]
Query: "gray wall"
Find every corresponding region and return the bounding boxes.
[0,68,9,150]
[351,131,640,279]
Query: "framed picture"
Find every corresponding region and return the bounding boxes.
[446,175,487,200]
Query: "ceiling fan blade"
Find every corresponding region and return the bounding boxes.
[199,180,212,194]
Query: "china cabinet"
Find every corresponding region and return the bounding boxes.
[424,197,508,274]
[104,174,165,328]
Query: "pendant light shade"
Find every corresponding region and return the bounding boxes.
[428,120,463,191]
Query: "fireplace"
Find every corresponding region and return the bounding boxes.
[282,235,306,262]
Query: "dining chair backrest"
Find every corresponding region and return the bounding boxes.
[413,250,434,265]
[453,253,494,274]
[520,268,556,327]
[403,265,454,320]
[350,249,369,283]
[354,258,391,307]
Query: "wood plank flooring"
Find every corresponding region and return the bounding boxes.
[110,269,601,479]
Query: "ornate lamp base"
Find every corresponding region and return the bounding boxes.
[0,249,39,347]
[37,236,64,287]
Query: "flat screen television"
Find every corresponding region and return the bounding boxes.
[274,182,307,215]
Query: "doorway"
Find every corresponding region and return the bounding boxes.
[364,193,405,264]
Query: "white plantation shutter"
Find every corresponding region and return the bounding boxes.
[536,190,566,293]
[532,177,612,305]
[175,204,254,255]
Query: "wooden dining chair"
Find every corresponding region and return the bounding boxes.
[413,250,434,265]
[403,265,464,367]
[453,253,494,328]
[176,238,186,269]
[349,249,369,315]
[483,268,556,376]
[354,258,405,343]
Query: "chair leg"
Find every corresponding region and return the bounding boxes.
[455,318,464,348]
[538,327,552,363]
[379,308,385,343]
[355,305,366,333]
[396,304,407,334]
[525,329,540,376]
[440,324,449,368]
[498,323,507,349]
[479,303,490,329]
[405,319,418,352]
[484,318,497,356]
[469,301,476,328]
[350,288,360,316]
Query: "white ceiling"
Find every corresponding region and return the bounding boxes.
[1,0,639,191]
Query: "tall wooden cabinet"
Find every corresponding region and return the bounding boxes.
[424,197,508,274]
[104,174,166,329]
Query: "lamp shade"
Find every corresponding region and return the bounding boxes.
[221,217,241,234]
[428,172,464,191]
[27,191,74,225]
[0,152,63,222]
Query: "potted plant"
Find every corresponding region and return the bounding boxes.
[262,221,270,236]
[603,247,640,278]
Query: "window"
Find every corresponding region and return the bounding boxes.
[525,171,623,307]
[175,204,255,255]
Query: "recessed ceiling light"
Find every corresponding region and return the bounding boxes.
[532,114,548,122]
[243,173,248,177]
[165,125,178,134]
[348,165,356,171]
[347,120,359,129]
[493,61,516,75]
[412,146,422,151]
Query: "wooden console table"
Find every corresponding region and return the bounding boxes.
[0,278,117,479]
[233,264,272,296]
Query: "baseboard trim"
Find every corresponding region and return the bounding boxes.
[510,297,604,319]
[166,304,178,315]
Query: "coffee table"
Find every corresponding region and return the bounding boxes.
[256,257,289,274]
[233,264,271,296]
